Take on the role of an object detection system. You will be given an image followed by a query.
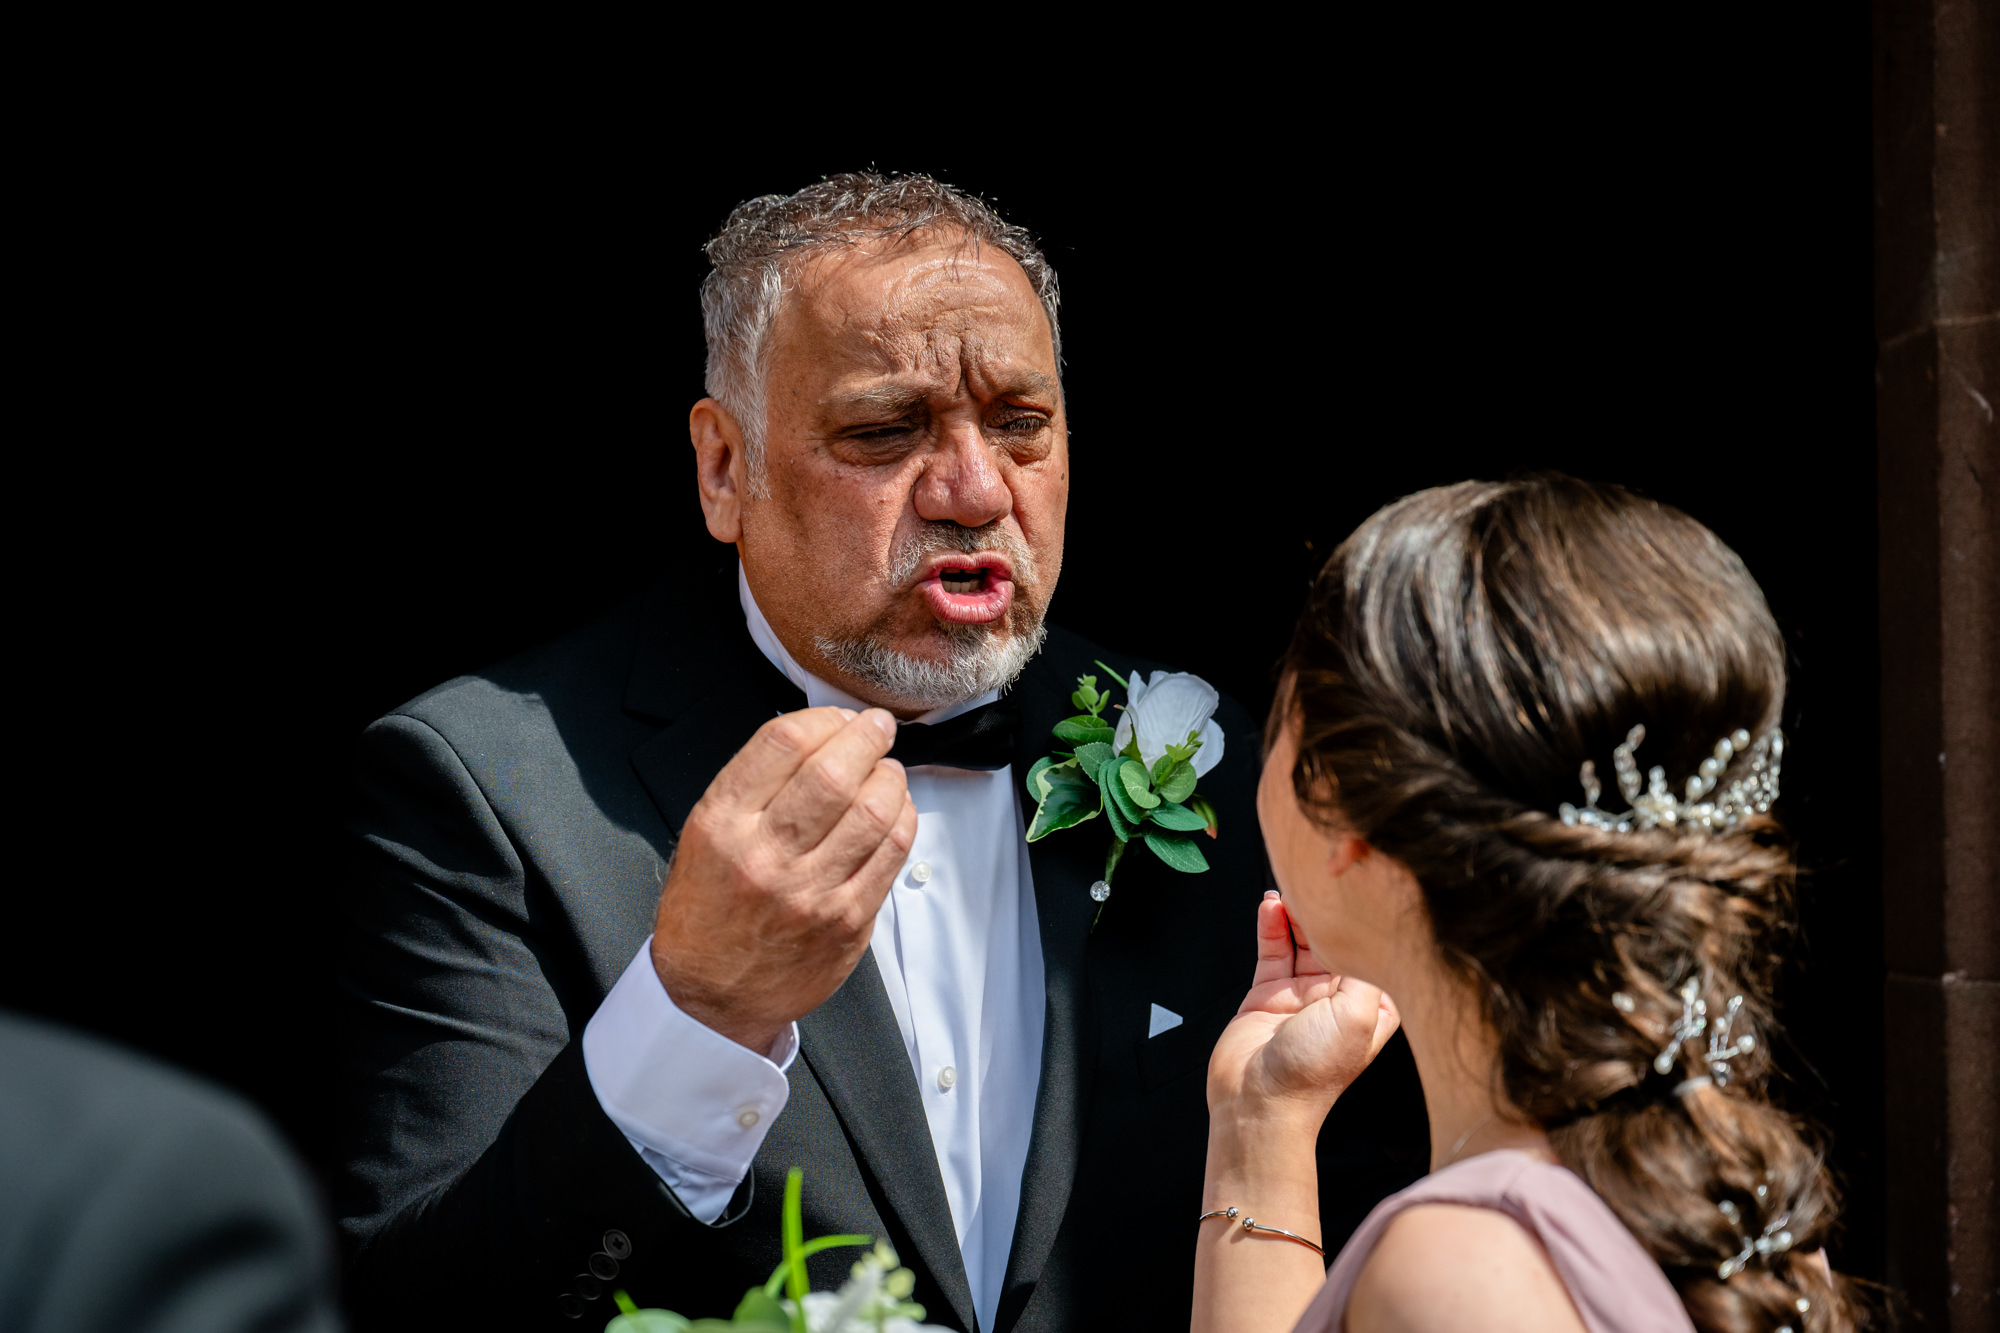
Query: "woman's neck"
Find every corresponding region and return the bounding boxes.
[1392,953,1554,1172]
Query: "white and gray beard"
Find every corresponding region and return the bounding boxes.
[814,623,1047,711]
[814,521,1049,711]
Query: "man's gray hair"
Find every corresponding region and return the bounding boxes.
[700,172,1063,496]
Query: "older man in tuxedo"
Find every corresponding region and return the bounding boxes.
[338,173,1417,1330]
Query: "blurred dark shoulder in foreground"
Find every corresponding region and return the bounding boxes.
[0,1012,342,1333]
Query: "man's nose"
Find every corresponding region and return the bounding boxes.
[912,422,1011,529]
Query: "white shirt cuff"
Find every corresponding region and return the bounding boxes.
[582,936,797,1223]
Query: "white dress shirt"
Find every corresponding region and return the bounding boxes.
[583,564,1046,1333]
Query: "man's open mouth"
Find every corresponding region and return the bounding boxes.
[916,555,1016,625]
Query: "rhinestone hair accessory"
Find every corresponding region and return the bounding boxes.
[1716,1197,1796,1279]
[1618,977,1759,1086]
[1653,978,1709,1075]
[1559,724,1782,833]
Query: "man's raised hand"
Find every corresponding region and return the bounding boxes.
[651,706,918,1055]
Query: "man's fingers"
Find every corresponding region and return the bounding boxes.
[762,709,900,851]
[833,789,920,927]
[808,758,914,884]
[707,708,857,812]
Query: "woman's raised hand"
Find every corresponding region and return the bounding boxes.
[1206,892,1400,1123]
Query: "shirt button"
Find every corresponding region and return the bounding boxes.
[937,1065,957,1091]
[737,1107,761,1128]
[910,861,933,885]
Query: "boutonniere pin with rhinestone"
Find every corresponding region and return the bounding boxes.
[1024,661,1223,924]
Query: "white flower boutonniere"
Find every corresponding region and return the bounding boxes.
[1023,661,1223,923]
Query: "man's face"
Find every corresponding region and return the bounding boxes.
[735,234,1068,713]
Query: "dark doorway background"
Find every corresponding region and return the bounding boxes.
[9,8,1884,1293]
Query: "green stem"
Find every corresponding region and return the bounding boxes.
[1093,659,1130,690]
[764,1236,874,1297]
[782,1168,807,1333]
[1092,838,1130,931]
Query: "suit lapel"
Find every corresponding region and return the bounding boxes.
[623,566,976,1328]
[996,643,1105,1325]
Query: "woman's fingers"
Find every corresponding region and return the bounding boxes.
[1370,991,1403,1058]
[1291,921,1332,978]
[1238,973,1341,1018]
[1251,892,1298,986]
[1325,977,1402,1062]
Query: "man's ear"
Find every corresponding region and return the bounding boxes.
[690,398,749,543]
[1327,835,1371,879]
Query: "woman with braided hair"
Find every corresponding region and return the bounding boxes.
[1191,476,1868,1332]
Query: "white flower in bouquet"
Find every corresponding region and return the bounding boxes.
[605,1171,952,1333]
[792,1242,952,1333]
[1113,670,1225,777]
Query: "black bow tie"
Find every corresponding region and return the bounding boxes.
[888,698,1019,771]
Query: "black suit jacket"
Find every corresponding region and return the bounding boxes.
[0,1012,342,1333]
[337,563,1422,1330]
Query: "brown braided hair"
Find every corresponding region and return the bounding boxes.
[1281,475,1868,1331]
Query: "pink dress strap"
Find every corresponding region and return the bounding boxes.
[1292,1149,1694,1333]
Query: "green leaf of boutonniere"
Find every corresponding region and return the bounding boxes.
[1053,715,1117,746]
[1143,829,1210,873]
[1118,758,1162,810]
[1024,754,1058,802]
[1188,794,1221,838]
[1026,761,1102,841]
[1149,802,1209,832]
[1103,759,1148,825]
[1074,741,1117,781]
[1157,763,1198,805]
[1101,782,1138,841]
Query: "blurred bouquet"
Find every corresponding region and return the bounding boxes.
[605,1170,951,1333]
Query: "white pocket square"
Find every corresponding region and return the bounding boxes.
[1148,1004,1184,1038]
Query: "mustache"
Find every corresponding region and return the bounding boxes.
[887,522,1035,589]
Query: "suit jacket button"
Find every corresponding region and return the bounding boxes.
[556,1293,586,1319]
[574,1273,603,1301]
[603,1229,633,1260]
[589,1252,620,1281]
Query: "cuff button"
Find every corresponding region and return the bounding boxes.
[574,1273,603,1301]
[603,1229,633,1260]
[589,1252,620,1281]
[556,1293,585,1319]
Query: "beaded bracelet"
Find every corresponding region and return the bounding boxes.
[1197,1206,1325,1257]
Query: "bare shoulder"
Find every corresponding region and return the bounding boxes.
[1346,1204,1588,1333]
